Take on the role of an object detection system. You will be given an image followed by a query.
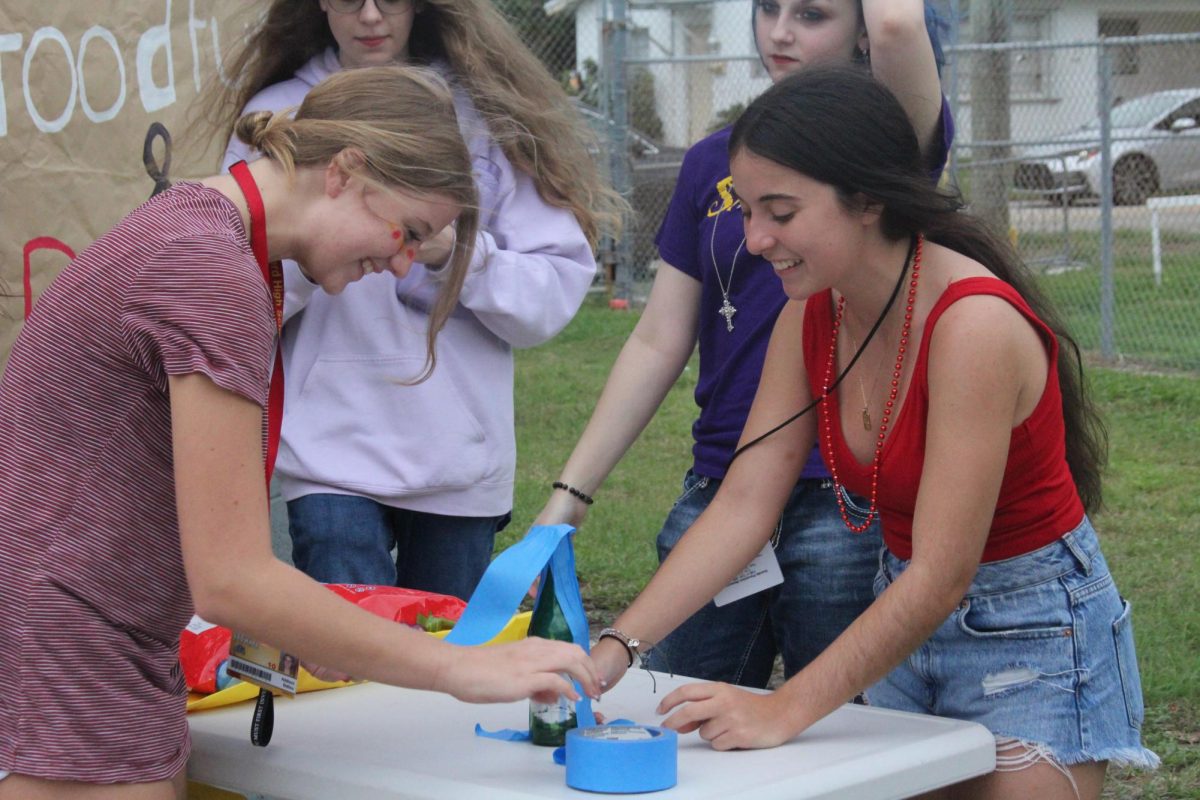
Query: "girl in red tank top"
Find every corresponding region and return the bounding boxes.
[590,66,1156,798]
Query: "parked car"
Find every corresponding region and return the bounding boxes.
[1014,87,1200,205]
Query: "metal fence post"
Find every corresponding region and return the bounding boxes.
[1097,46,1115,362]
[968,0,1012,238]
[946,0,962,182]
[607,0,633,304]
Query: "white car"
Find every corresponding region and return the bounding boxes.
[1014,87,1200,205]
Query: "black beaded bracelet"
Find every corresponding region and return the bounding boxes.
[552,481,594,505]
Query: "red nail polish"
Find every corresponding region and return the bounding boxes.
[391,230,402,240]
[406,248,415,259]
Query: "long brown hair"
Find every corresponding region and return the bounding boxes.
[201,0,623,245]
[238,64,479,382]
[731,66,1107,512]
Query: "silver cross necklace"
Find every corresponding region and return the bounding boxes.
[708,209,745,333]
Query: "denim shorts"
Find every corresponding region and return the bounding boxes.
[646,470,881,688]
[867,516,1159,768]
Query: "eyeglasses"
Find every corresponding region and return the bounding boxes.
[387,221,409,254]
[325,0,414,16]
[361,186,416,257]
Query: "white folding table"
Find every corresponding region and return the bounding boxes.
[188,671,995,799]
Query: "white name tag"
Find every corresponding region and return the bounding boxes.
[713,541,784,607]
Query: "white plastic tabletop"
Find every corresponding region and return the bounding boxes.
[188,671,995,799]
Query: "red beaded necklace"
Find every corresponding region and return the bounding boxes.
[822,235,923,533]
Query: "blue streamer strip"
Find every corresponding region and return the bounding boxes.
[475,723,529,742]
[446,524,571,646]
[446,525,594,732]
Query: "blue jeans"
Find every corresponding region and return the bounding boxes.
[645,471,882,688]
[287,494,508,601]
[868,516,1159,768]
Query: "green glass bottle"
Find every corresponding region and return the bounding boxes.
[528,569,577,746]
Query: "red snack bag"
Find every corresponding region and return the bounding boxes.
[181,615,233,694]
[323,583,467,628]
[180,584,468,693]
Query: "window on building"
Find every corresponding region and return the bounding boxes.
[1099,17,1139,76]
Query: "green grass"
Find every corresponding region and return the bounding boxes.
[1085,369,1200,798]
[504,297,698,607]
[1020,230,1200,372]
[510,294,1199,798]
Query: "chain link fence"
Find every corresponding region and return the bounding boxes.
[503,1,1200,374]
[947,21,1200,374]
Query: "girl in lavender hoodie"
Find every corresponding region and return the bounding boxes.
[206,0,623,600]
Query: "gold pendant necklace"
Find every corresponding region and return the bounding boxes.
[845,326,882,432]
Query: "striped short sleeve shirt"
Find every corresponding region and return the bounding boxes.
[0,183,274,782]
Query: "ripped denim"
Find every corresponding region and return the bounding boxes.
[867,516,1159,770]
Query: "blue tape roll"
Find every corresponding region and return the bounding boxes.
[564,724,677,794]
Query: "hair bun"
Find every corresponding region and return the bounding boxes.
[234,110,276,150]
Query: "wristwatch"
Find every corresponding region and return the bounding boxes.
[597,627,647,668]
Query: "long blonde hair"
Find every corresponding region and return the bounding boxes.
[238,64,479,382]
[203,0,624,246]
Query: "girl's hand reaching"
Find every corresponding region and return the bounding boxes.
[656,682,797,750]
[433,637,600,705]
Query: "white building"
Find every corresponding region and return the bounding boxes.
[547,0,1200,146]
[950,0,1200,142]
[549,0,770,147]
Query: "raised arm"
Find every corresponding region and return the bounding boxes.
[169,373,599,704]
[535,265,701,530]
[591,299,816,681]
[450,166,597,348]
[653,294,1042,750]
[863,0,945,162]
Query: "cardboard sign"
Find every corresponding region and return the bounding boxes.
[0,0,256,375]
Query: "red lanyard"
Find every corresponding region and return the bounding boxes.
[229,161,285,491]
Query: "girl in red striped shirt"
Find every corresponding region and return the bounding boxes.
[0,66,598,798]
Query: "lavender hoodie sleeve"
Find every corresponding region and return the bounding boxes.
[392,85,596,349]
